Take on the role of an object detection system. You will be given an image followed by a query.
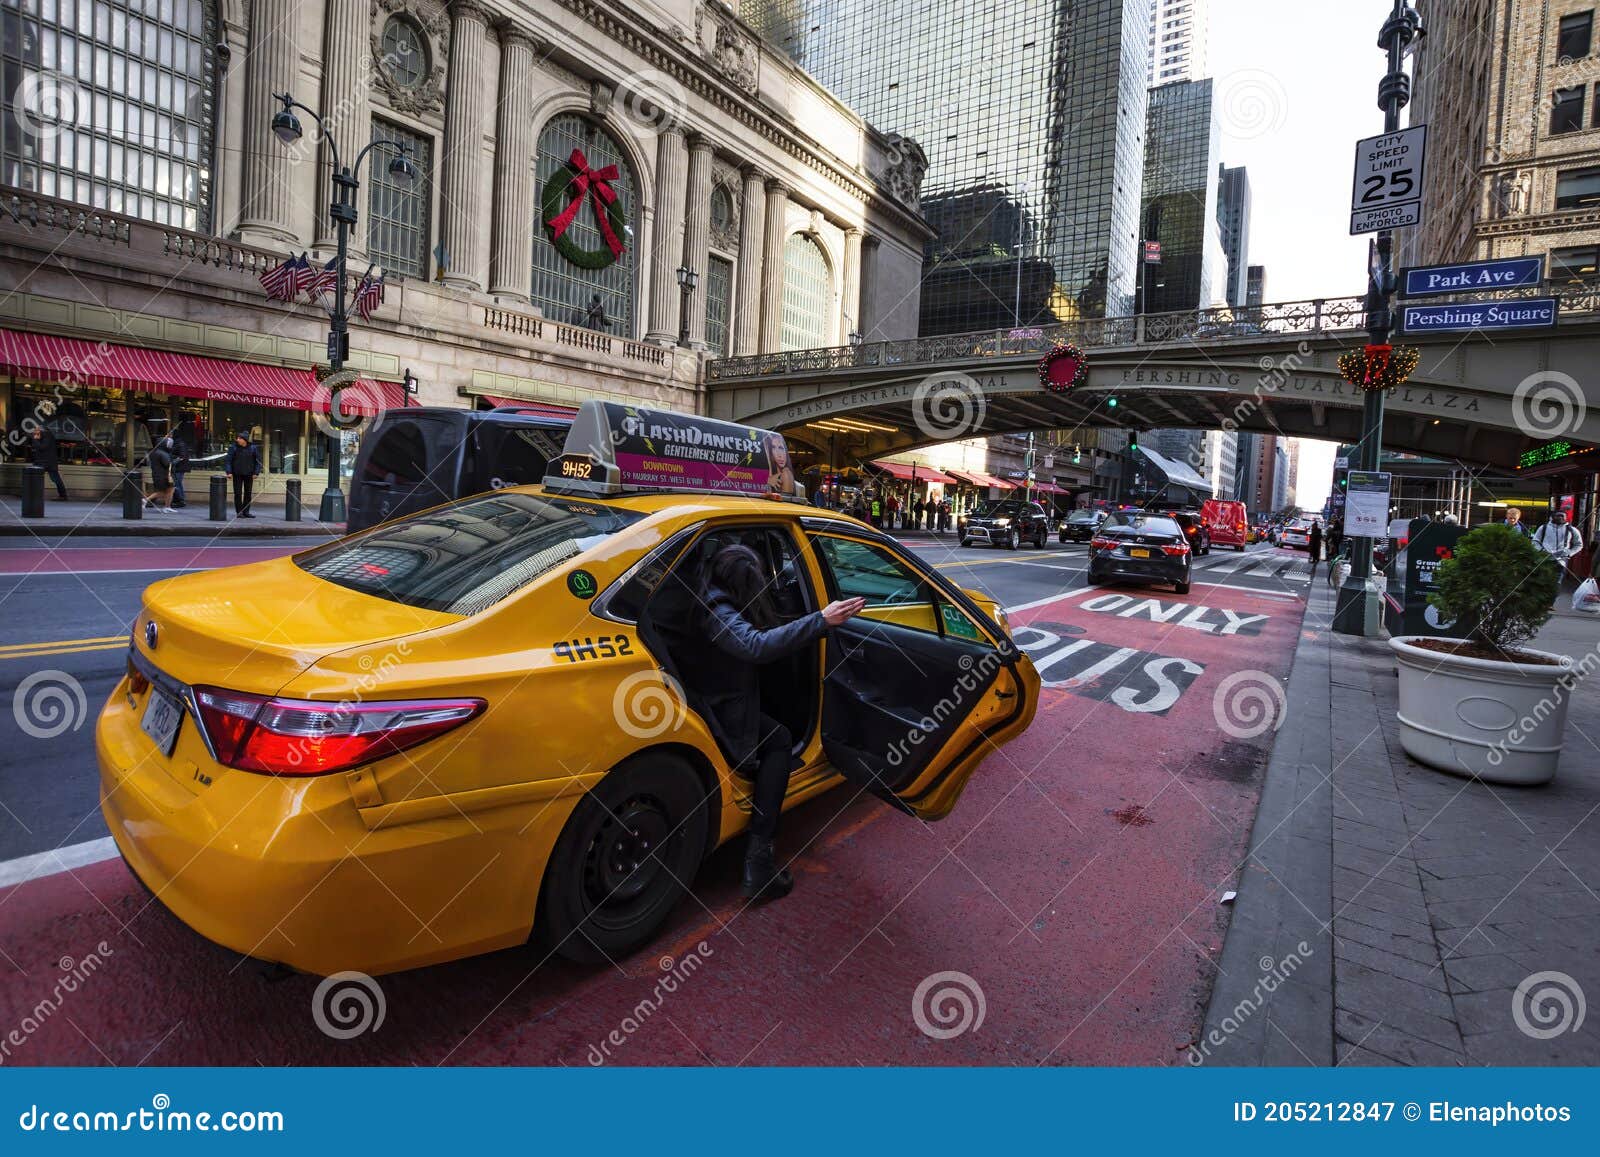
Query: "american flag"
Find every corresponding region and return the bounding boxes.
[354,271,385,320]
[286,252,315,297]
[305,257,338,301]
[258,255,296,301]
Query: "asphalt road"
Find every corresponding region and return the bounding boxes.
[0,534,1313,1064]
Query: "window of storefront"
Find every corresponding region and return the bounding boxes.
[1,0,217,231]
[530,113,638,333]
[367,117,433,278]
[705,254,732,355]
[780,233,831,350]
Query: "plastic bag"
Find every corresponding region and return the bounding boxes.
[1571,577,1600,615]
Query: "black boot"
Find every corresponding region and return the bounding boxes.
[741,834,794,901]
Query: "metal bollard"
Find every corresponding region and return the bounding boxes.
[209,473,227,521]
[122,470,143,519]
[21,466,44,517]
[284,478,302,522]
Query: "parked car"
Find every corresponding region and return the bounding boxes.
[346,405,573,532]
[1058,508,1105,543]
[1087,511,1192,594]
[1165,509,1212,556]
[960,499,1051,549]
[1202,498,1250,552]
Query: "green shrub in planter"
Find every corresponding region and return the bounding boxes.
[1428,522,1559,651]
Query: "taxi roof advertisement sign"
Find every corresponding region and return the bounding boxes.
[552,400,797,498]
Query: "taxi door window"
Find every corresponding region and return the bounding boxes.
[812,536,942,635]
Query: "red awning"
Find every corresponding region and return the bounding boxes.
[480,396,580,419]
[1034,482,1072,496]
[869,459,957,485]
[0,329,403,415]
[945,468,1012,489]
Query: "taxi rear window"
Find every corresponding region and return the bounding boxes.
[296,491,642,614]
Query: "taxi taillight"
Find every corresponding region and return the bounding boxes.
[192,687,484,776]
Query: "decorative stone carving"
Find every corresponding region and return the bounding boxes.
[591,80,615,118]
[709,167,741,251]
[1489,169,1530,218]
[370,0,451,117]
[695,1,756,93]
[880,133,928,209]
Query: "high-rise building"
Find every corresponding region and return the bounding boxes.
[1139,78,1225,313]
[1148,0,1209,86]
[1246,264,1267,307]
[1272,440,1291,512]
[1284,437,1301,507]
[1215,163,1251,308]
[749,0,1153,331]
[1402,1,1600,283]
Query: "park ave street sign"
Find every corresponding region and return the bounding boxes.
[1400,297,1558,333]
[1400,256,1543,297]
[1350,125,1426,234]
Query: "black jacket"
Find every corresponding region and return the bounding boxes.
[680,586,828,770]
[31,430,58,468]
[225,442,262,476]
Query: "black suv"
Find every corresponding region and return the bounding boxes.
[959,499,1050,549]
[1165,509,1212,556]
[1059,508,1105,543]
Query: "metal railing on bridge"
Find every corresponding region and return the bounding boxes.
[706,282,1600,382]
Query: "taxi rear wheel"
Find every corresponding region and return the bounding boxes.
[538,754,710,964]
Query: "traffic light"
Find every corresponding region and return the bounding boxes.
[1127,430,1138,451]
[1107,396,1118,408]
[1072,445,1082,466]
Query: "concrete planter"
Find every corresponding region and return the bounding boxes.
[1390,635,1574,786]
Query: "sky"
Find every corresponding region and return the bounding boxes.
[1209,0,1396,511]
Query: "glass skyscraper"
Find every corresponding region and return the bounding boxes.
[747,0,1152,334]
[1138,77,1224,313]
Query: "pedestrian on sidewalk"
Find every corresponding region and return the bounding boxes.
[166,436,190,508]
[142,438,175,512]
[1533,509,1582,588]
[225,431,262,519]
[28,426,69,501]
[1327,519,1343,561]
[1307,520,1323,582]
[1504,506,1530,537]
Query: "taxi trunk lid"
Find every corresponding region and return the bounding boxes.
[133,556,461,695]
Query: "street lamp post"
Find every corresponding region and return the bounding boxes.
[1334,0,1422,636]
[270,93,415,523]
[675,265,698,347]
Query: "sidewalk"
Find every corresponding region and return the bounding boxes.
[0,495,341,537]
[1204,580,1600,1066]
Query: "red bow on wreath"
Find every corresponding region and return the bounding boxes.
[545,148,625,259]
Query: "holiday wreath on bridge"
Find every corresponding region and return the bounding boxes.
[1338,343,1420,392]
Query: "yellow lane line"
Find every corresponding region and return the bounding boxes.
[0,634,125,653]
[0,642,127,661]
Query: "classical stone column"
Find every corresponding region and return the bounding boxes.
[757,179,789,354]
[236,0,299,245]
[438,0,491,290]
[489,27,538,301]
[841,226,863,340]
[645,124,689,344]
[314,0,372,254]
[681,136,715,349]
[732,166,766,356]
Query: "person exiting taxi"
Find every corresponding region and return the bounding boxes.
[225,432,262,518]
[698,544,864,900]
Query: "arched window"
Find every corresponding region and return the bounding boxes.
[379,15,429,89]
[781,233,831,350]
[531,113,638,334]
[2,0,218,231]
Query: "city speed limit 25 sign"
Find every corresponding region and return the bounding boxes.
[1350,125,1426,234]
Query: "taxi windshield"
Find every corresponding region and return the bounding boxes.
[296,491,642,614]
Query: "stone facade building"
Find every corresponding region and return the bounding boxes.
[1403,0,1600,282]
[0,0,928,498]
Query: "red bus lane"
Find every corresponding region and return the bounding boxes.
[0,584,1306,1067]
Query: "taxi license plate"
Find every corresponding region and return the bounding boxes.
[140,688,183,756]
[1129,547,1151,558]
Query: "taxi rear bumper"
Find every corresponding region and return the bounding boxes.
[97,678,575,976]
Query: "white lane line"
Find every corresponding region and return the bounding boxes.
[1190,580,1302,599]
[1004,587,1101,614]
[0,836,120,889]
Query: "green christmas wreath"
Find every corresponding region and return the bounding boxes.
[542,152,629,272]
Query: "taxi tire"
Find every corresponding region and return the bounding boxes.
[537,753,710,964]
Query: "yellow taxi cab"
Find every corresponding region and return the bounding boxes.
[98,402,1040,976]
